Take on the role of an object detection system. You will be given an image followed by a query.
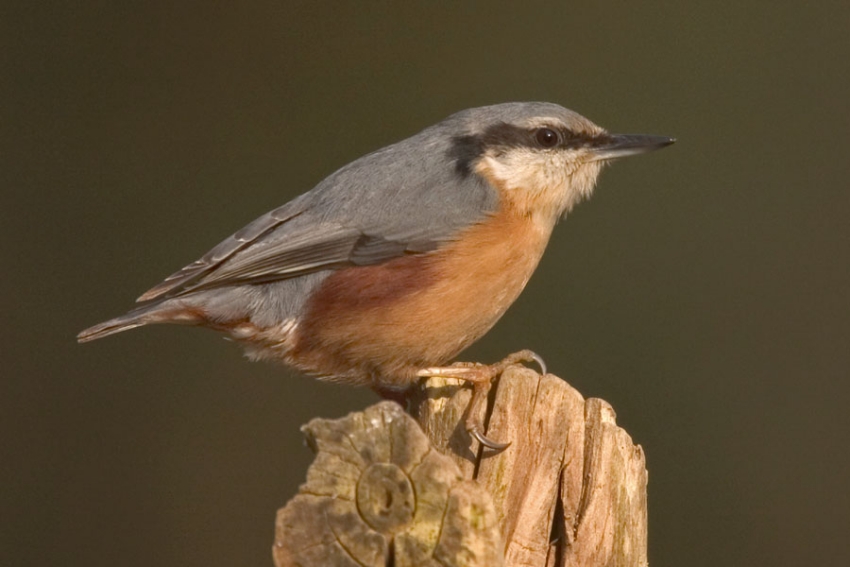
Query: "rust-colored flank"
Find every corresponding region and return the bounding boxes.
[290,199,552,387]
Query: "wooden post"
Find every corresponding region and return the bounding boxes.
[273,365,648,567]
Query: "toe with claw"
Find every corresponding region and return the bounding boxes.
[417,349,546,451]
[469,425,511,451]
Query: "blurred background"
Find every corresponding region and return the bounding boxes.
[3,2,848,566]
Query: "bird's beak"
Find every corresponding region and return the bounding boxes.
[588,133,675,161]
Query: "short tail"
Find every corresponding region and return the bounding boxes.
[77,301,198,343]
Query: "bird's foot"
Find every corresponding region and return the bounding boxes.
[417,349,546,450]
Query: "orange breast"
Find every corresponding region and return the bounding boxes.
[289,206,554,386]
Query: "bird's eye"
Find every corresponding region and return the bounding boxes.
[535,127,560,148]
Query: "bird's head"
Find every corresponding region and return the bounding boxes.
[446,102,674,220]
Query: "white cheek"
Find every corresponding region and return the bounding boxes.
[481,151,535,189]
[479,149,604,218]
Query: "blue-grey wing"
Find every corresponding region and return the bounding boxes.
[137,121,498,302]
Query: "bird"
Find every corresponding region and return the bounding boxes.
[78,102,674,449]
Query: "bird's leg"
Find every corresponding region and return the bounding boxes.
[417,349,546,450]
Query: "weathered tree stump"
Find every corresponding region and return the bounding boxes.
[274,365,648,567]
[273,402,504,566]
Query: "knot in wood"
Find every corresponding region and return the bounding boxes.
[274,401,505,566]
[356,463,415,534]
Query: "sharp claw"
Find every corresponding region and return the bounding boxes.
[529,351,547,375]
[469,427,511,451]
[418,350,543,453]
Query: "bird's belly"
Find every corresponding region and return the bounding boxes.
[288,209,553,387]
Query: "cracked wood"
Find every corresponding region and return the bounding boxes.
[274,366,648,567]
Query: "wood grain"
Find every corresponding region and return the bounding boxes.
[274,365,648,566]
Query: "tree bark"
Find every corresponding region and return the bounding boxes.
[273,365,648,567]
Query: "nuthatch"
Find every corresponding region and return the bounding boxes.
[79,102,674,449]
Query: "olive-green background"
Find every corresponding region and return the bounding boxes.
[3,2,848,566]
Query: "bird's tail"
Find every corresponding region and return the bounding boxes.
[77,301,199,343]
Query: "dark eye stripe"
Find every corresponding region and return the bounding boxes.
[448,122,599,176]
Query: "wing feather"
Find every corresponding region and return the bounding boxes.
[136,116,500,302]
[136,202,308,301]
